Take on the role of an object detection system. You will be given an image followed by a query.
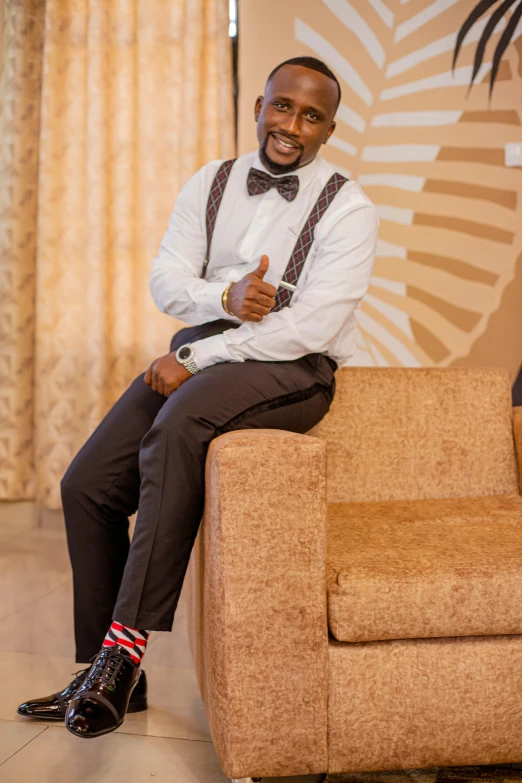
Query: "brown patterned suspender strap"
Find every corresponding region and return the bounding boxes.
[272,171,348,312]
[203,162,348,305]
[202,158,237,277]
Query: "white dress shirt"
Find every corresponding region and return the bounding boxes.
[149,149,379,370]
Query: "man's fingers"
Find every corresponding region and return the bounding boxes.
[248,302,271,317]
[243,312,264,322]
[252,254,269,280]
[257,280,277,298]
[253,292,276,309]
[151,364,160,393]
[145,354,190,396]
[246,281,277,300]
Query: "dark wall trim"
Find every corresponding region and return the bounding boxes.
[513,365,522,407]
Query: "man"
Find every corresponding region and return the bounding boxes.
[18,56,378,738]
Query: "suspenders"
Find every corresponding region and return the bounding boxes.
[273,170,348,312]
[204,158,236,265]
[203,158,348,310]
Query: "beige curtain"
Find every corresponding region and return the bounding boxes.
[0,0,235,508]
[0,0,46,501]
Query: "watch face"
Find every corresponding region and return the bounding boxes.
[178,346,192,361]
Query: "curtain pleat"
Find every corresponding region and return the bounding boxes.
[0,0,46,500]
[0,0,235,508]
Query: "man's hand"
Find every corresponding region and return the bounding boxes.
[227,255,277,322]
[144,353,192,397]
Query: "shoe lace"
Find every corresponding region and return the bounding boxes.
[82,647,129,690]
[69,667,89,688]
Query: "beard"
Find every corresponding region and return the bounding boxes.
[259,133,303,175]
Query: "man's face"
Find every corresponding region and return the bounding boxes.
[255,64,338,175]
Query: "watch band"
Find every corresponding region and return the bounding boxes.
[175,344,201,375]
[182,358,200,375]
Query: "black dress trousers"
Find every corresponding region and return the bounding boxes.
[61,320,336,663]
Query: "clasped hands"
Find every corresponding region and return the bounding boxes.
[144,255,276,397]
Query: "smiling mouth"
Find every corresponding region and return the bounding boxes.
[270,133,301,153]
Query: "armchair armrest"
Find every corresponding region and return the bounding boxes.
[514,407,522,493]
[186,429,328,780]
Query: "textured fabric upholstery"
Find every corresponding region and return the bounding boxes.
[328,635,522,772]
[185,368,522,777]
[309,367,518,502]
[513,406,522,492]
[186,430,328,780]
[327,494,522,642]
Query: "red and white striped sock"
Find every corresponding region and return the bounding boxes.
[102,621,150,666]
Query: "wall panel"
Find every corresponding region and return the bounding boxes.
[238,0,522,376]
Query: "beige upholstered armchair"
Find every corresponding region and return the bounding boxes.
[186,367,522,782]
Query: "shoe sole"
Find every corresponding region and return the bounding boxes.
[65,719,125,739]
[16,709,63,722]
[17,699,147,722]
[64,695,149,738]
[127,699,147,714]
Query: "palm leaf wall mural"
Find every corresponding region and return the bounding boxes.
[454,0,522,403]
[453,0,522,97]
[278,0,522,370]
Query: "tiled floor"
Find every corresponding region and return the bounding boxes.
[0,503,323,783]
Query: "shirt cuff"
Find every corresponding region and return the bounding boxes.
[198,281,231,321]
[198,269,244,322]
[192,333,243,371]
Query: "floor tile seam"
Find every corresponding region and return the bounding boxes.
[1,718,58,727]
[0,576,72,623]
[1,720,213,745]
[0,725,48,768]
[103,727,213,745]
[117,730,213,744]
[38,723,213,744]
[117,732,213,744]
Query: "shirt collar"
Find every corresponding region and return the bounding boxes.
[251,149,320,193]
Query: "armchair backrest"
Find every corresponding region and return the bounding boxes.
[308,367,518,502]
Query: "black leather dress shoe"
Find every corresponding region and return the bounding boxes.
[18,664,147,722]
[65,645,142,738]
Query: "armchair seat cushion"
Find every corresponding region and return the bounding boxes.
[327,493,522,643]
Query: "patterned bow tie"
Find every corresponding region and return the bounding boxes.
[247,167,299,202]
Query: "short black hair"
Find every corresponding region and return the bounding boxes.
[266,56,341,110]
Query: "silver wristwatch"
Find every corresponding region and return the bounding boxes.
[175,344,201,375]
